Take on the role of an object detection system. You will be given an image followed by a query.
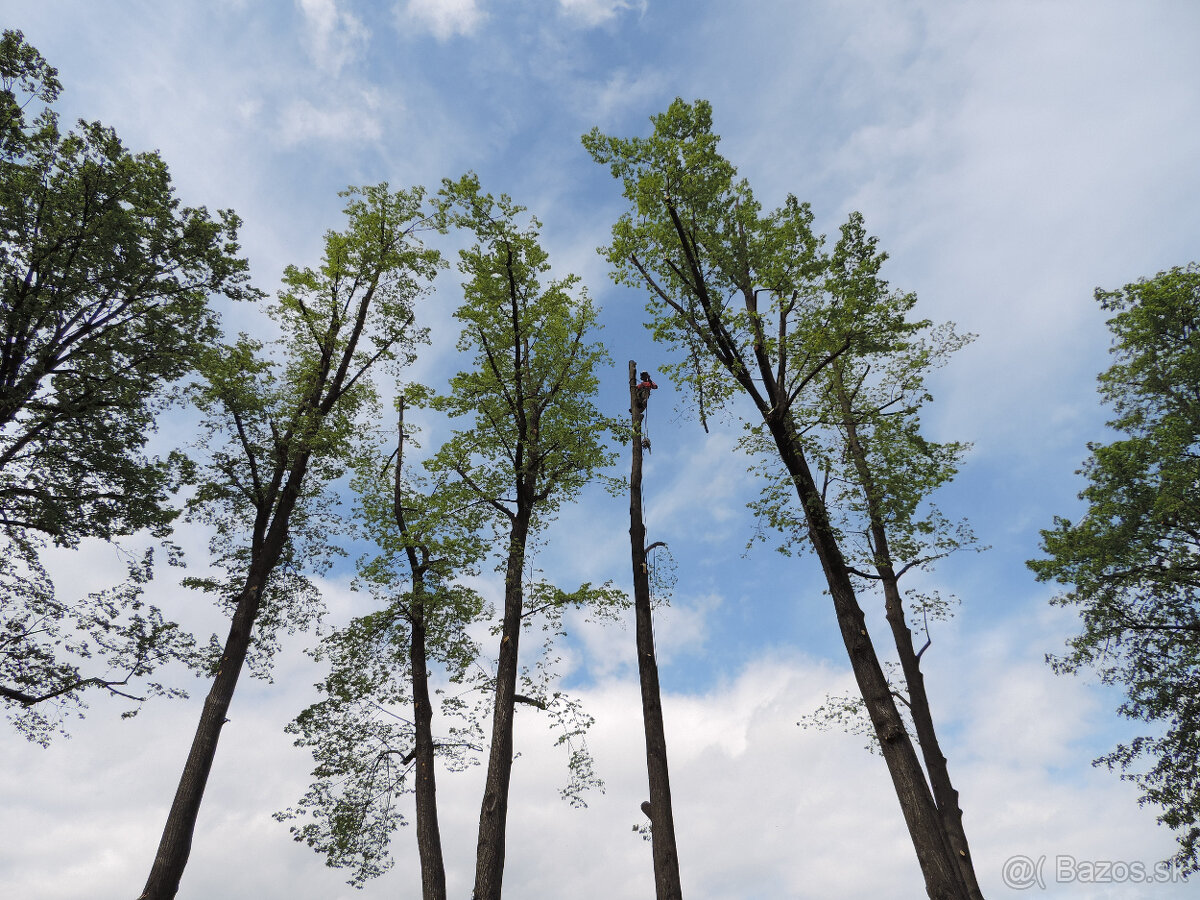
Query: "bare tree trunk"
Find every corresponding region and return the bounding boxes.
[137,576,264,900]
[627,361,684,900]
[472,511,530,900]
[410,598,447,900]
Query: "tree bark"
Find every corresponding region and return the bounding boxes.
[410,597,448,900]
[139,443,312,900]
[396,400,448,900]
[880,573,981,899]
[472,509,531,900]
[628,361,684,900]
[137,574,266,900]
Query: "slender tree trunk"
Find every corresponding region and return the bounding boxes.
[472,509,531,900]
[880,574,981,899]
[767,413,969,900]
[137,575,265,900]
[139,454,310,900]
[627,361,684,900]
[396,400,448,900]
[410,597,448,900]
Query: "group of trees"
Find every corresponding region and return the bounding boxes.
[4,28,1199,900]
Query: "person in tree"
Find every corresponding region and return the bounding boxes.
[635,371,658,409]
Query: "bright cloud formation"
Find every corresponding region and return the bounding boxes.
[296,0,368,72]
[401,0,483,40]
[558,0,647,27]
[277,94,383,146]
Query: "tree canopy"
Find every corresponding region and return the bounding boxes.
[0,29,253,741]
[140,182,441,900]
[1031,263,1200,874]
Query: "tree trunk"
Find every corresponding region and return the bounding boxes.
[767,413,969,900]
[396,400,448,900]
[139,454,310,900]
[137,577,265,900]
[830,377,983,899]
[411,596,448,900]
[880,575,982,899]
[472,510,530,900]
[628,361,684,900]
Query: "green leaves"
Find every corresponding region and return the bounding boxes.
[1031,263,1200,873]
[431,174,616,525]
[0,31,252,736]
[588,99,975,574]
[184,185,440,674]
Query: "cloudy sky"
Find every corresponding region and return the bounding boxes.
[3,1,1200,898]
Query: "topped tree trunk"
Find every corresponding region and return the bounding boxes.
[627,360,684,900]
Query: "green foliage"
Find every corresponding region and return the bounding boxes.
[0,30,251,735]
[281,174,622,884]
[588,102,982,820]
[516,569,623,807]
[0,536,196,744]
[280,593,487,886]
[0,28,60,148]
[279,410,490,886]
[432,174,620,838]
[586,99,976,576]
[1030,263,1200,873]
[586,102,917,432]
[431,174,616,528]
[746,316,977,574]
[185,183,440,676]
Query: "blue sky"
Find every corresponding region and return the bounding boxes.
[3,2,1200,898]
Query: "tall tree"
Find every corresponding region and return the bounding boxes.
[0,30,253,740]
[747,215,981,895]
[279,395,489,896]
[435,174,617,900]
[585,99,975,899]
[138,184,441,900]
[1030,263,1200,874]
[627,360,684,900]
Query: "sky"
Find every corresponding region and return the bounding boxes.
[3,1,1200,898]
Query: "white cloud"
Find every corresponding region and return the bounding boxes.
[558,0,647,27]
[277,94,384,146]
[399,0,483,40]
[0,597,1190,899]
[581,67,668,128]
[296,0,369,73]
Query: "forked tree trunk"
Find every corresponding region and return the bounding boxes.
[829,379,982,898]
[767,412,970,900]
[472,510,531,900]
[880,573,981,899]
[627,361,684,900]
